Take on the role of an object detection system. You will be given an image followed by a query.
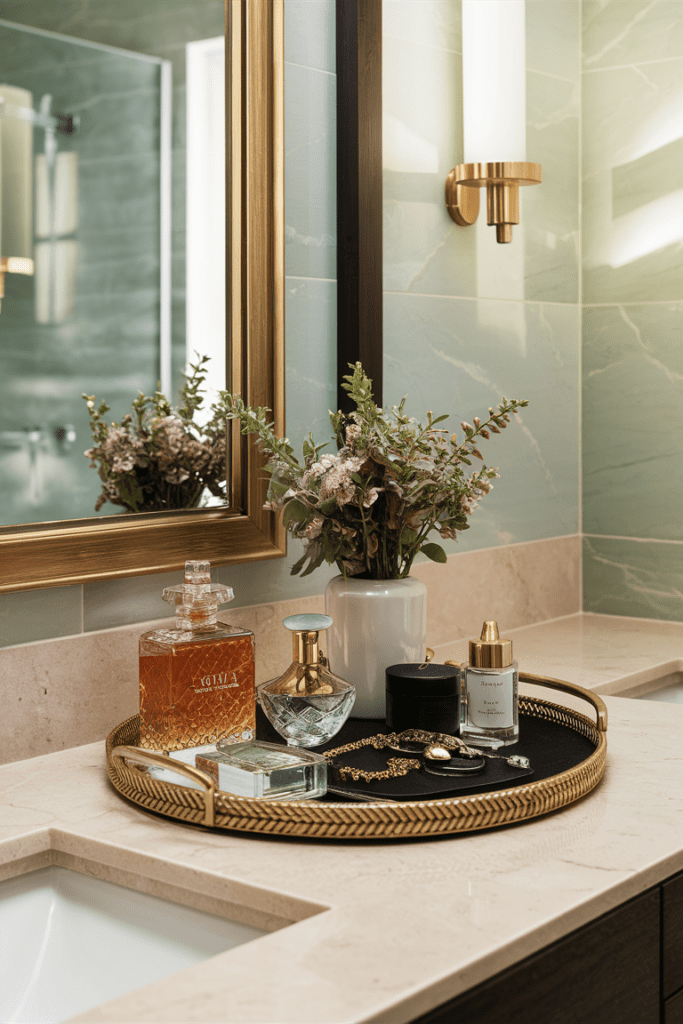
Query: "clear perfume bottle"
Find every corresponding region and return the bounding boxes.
[460,620,519,748]
[257,614,356,747]
[139,560,255,751]
[200,740,327,800]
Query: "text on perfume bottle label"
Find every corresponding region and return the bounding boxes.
[192,672,239,693]
[468,673,514,727]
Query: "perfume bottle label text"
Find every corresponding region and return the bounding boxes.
[467,672,514,727]
[192,671,240,694]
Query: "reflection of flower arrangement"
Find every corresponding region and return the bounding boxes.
[221,363,528,580]
[83,356,228,513]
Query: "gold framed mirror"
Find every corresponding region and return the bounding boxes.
[0,0,285,594]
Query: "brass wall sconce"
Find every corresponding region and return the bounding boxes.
[0,257,33,309]
[445,161,542,244]
[446,0,541,245]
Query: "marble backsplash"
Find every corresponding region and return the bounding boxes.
[582,0,683,620]
[0,534,580,766]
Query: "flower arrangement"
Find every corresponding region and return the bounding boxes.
[83,355,229,513]
[221,363,528,580]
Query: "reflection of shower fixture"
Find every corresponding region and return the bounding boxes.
[0,88,79,314]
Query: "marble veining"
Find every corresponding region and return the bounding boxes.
[384,296,580,551]
[583,535,683,621]
[284,62,337,281]
[583,0,683,70]
[583,303,683,540]
[582,24,683,303]
[581,0,683,620]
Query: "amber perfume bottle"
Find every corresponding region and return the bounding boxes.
[139,560,255,751]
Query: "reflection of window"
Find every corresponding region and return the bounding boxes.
[186,36,225,421]
[35,149,79,325]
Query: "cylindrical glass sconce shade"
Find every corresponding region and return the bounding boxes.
[0,84,34,263]
[462,0,526,164]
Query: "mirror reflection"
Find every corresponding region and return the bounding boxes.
[0,1,225,527]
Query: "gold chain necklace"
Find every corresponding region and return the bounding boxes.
[322,729,529,784]
[323,731,445,783]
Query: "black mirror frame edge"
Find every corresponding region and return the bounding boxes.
[336,0,383,412]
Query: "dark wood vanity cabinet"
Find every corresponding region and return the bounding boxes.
[413,869,683,1024]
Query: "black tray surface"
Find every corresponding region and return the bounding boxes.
[255,706,596,803]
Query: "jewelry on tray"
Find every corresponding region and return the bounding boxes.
[323,730,524,783]
[385,728,531,769]
[322,733,424,782]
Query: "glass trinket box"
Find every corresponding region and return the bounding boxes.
[197,740,327,800]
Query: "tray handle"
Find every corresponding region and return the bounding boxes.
[111,746,217,826]
[518,672,607,732]
[443,665,608,732]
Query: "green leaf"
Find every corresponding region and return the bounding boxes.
[400,527,418,544]
[301,546,327,577]
[420,542,447,563]
[282,499,311,528]
[289,551,309,576]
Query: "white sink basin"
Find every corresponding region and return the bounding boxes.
[0,866,266,1023]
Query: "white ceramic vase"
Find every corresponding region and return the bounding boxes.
[324,575,428,719]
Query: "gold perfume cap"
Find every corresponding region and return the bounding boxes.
[469,620,513,668]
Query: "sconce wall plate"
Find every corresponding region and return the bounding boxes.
[0,256,34,309]
[445,161,542,243]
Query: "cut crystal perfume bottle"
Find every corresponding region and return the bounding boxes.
[139,560,255,751]
[200,740,327,799]
[257,614,355,747]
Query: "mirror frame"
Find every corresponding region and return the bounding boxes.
[0,0,285,594]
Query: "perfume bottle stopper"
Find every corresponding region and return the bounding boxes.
[469,619,514,669]
[274,613,335,696]
[162,559,234,633]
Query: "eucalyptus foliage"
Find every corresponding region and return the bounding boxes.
[220,363,528,580]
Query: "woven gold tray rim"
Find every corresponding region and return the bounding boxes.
[106,673,607,840]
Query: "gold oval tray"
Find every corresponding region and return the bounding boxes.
[106,673,607,840]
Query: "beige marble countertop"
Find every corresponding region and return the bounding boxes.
[2,612,683,1023]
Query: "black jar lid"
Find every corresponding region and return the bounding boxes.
[385,663,460,697]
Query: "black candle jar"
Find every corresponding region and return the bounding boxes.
[385,663,460,734]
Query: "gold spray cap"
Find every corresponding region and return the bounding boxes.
[469,620,513,669]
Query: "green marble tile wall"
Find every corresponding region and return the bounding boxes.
[0,23,164,526]
[0,4,226,523]
[0,0,338,645]
[582,1,683,619]
[383,0,581,554]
